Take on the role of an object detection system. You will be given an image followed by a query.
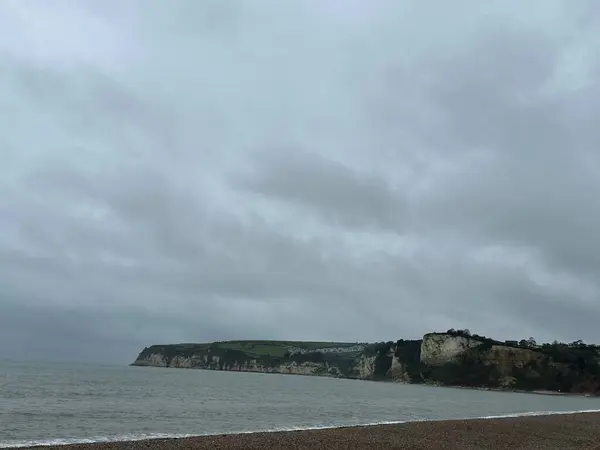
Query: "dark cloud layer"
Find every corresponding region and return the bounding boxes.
[1,1,600,363]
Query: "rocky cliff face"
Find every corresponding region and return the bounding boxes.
[420,333,547,373]
[134,350,344,376]
[132,340,422,382]
[419,332,600,394]
[420,333,483,366]
[133,333,600,395]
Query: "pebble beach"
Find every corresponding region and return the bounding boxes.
[19,412,600,450]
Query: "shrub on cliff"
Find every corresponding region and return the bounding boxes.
[290,351,326,364]
[372,342,394,380]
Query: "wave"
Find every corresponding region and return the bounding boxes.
[0,433,198,449]
[3,408,600,448]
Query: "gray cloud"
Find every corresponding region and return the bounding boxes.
[237,150,405,229]
[1,0,600,363]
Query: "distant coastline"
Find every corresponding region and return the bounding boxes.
[132,330,600,396]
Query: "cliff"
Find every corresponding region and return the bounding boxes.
[132,339,422,381]
[419,332,600,394]
[132,332,600,395]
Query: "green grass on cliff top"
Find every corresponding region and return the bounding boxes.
[167,340,362,358]
[216,340,361,357]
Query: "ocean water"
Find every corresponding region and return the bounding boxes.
[2,360,600,448]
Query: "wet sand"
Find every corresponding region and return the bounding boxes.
[22,412,600,450]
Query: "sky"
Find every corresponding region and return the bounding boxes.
[1,0,600,363]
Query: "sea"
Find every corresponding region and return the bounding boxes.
[2,360,600,448]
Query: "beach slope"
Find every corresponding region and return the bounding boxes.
[20,412,600,450]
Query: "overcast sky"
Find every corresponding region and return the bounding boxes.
[1,0,600,363]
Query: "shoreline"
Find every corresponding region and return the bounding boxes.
[12,410,600,450]
[132,365,599,397]
[443,384,594,397]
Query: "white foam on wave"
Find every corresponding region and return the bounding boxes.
[475,408,600,420]
[3,409,600,448]
[0,433,199,449]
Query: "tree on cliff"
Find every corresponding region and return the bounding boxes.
[518,337,537,348]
